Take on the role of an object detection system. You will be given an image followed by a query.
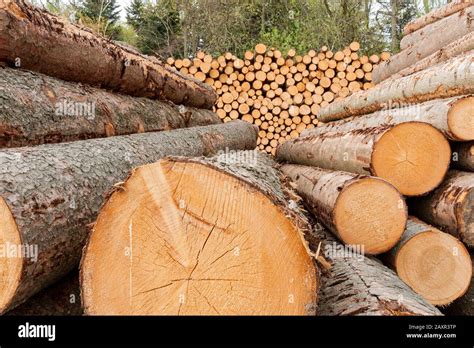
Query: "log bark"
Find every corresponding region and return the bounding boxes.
[444,251,474,315]
[303,96,474,141]
[0,0,216,109]
[0,67,221,148]
[386,217,472,306]
[452,141,474,172]
[403,0,473,35]
[277,122,451,196]
[281,164,407,255]
[81,151,318,315]
[0,120,257,313]
[374,32,474,84]
[6,271,82,315]
[410,170,474,247]
[317,52,474,122]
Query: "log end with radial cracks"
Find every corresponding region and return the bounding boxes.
[447,96,474,141]
[0,197,23,313]
[393,227,472,306]
[81,159,318,315]
[334,177,407,254]
[371,122,451,196]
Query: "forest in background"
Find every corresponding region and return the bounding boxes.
[31,0,451,58]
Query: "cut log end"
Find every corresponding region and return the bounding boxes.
[394,228,472,306]
[334,177,407,254]
[448,96,474,141]
[372,122,451,196]
[81,159,317,315]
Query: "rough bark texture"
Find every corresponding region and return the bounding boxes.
[374,32,474,84]
[303,96,473,141]
[0,0,216,109]
[0,120,257,313]
[6,271,82,316]
[317,52,474,122]
[452,141,474,172]
[403,0,473,35]
[445,252,474,315]
[410,170,474,247]
[0,67,221,148]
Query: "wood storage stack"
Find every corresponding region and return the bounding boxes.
[166,43,390,155]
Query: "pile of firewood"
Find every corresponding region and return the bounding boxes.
[166,43,390,155]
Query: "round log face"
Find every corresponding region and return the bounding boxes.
[82,160,317,315]
[448,96,474,141]
[372,122,451,196]
[395,230,472,306]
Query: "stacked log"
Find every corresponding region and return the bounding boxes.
[445,251,474,315]
[452,141,474,171]
[166,43,390,155]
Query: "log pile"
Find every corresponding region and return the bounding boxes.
[166,43,390,155]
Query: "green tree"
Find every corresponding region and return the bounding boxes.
[77,0,122,37]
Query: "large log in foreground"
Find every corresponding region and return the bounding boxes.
[277,122,451,196]
[317,52,474,122]
[386,217,472,306]
[0,0,216,109]
[445,252,474,315]
[81,152,318,315]
[452,141,474,172]
[281,164,406,255]
[0,67,221,148]
[0,121,257,313]
[410,170,474,247]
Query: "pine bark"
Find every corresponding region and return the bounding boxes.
[317,52,474,122]
[0,67,221,148]
[0,121,257,313]
[452,141,474,172]
[0,0,216,109]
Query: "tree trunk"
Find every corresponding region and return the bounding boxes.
[0,0,217,109]
[317,52,474,122]
[281,164,407,255]
[303,96,474,141]
[6,271,82,316]
[312,223,442,315]
[80,151,318,315]
[444,251,474,315]
[0,67,221,148]
[452,141,474,172]
[385,217,472,306]
[276,122,451,197]
[403,0,472,35]
[409,170,474,247]
[0,121,257,313]
[374,32,474,84]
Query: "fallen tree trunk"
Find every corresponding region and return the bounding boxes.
[0,0,216,109]
[452,141,474,171]
[281,164,407,255]
[409,170,474,247]
[303,95,474,141]
[0,67,221,148]
[0,121,257,313]
[386,217,472,306]
[277,122,451,196]
[403,0,473,35]
[317,52,474,122]
[80,151,318,315]
[6,271,82,316]
[444,251,474,315]
[374,32,474,84]
[400,6,474,50]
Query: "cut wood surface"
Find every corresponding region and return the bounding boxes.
[452,141,474,172]
[0,67,221,147]
[386,217,472,306]
[445,251,474,315]
[277,122,451,196]
[311,223,442,315]
[281,164,407,255]
[403,0,473,35]
[374,32,474,84]
[0,121,257,313]
[410,170,474,247]
[303,96,474,141]
[317,52,474,122]
[0,0,216,109]
[400,5,474,50]
[7,272,82,316]
[81,151,318,315]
